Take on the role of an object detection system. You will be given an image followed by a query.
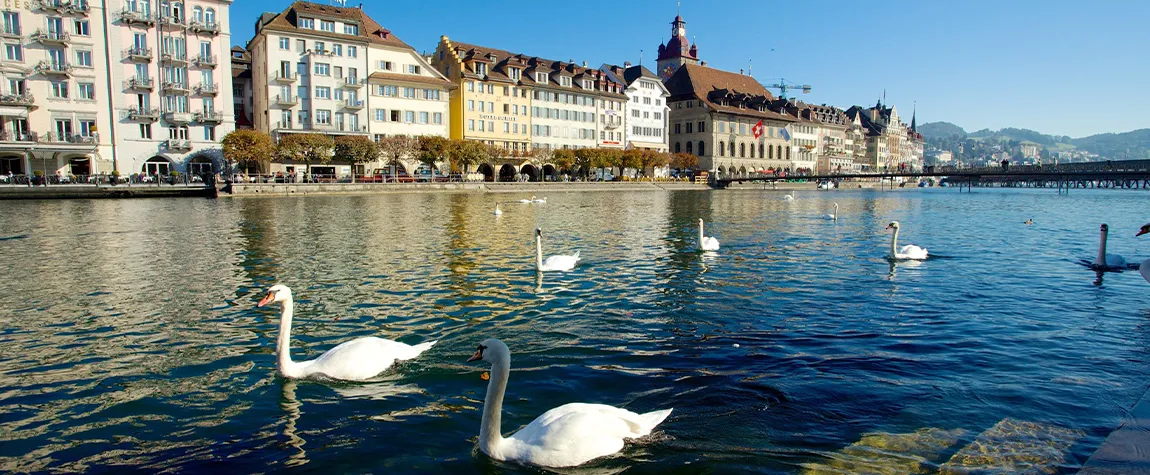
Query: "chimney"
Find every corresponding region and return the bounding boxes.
[582,60,587,67]
[701,61,707,66]
[740,69,744,75]
[624,61,631,68]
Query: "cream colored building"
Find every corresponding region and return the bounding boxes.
[0,0,234,177]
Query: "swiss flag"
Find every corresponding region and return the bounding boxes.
[752,120,764,139]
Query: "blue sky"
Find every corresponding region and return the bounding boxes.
[230,0,1149,138]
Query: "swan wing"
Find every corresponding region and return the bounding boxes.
[1105,254,1127,268]
[541,254,580,271]
[898,245,929,260]
[305,337,434,381]
[701,237,720,251]
[504,403,670,467]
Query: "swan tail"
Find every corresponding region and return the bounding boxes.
[573,251,581,260]
[637,408,672,433]
[404,340,437,359]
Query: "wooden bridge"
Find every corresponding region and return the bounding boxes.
[712,159,1150,193]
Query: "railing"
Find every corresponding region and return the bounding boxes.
[1,173,216,187]
[193,54,216,67]
[273,71,297,82]
[343,99,364,109]
[164,139,192,151]
[272,121,296,130]
[194,110,223,123]
[189,20,219,34]
[29,29,70,43]
[157,15,185,27]
[35,61,73,75]
[0,131,37,142]
[161,81,190,93]
[342,77,365,87]
[120,8,155,25]
[123,107,161,121]
[38,132,98,145]
[123,77,155,89]
[33,0,88,14]
[274,94,297,106]
[163,111,193,123]
[194,82,218,95]
[160,52,188,64]
[122,47,152,60]
[0,94,35,107]
[231,173,472,184]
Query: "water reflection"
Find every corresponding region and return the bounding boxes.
[279,380,308,467]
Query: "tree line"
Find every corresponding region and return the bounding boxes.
[220,130,699,180]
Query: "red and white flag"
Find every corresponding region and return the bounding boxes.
[752,119,764,139]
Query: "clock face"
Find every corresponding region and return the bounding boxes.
[677,27,684,36]
[662,65,676,79]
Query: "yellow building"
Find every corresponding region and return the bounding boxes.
[431,36,531,155]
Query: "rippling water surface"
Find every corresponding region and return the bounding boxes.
[2,188,1149,474]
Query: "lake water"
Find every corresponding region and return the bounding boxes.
[1,188,1149,474]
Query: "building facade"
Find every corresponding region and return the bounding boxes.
[229,45,252,129]
[0,0,235,177]
[248,2,449,176]
[601,62,669,152]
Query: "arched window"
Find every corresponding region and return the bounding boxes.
[785,146,790,160]
[160,0,170,17]
[717,141,724,156]
[750,143,755,158]
[728,142,734,156]
[674,142,681,153]
[205,8,216,25]
[759,144,764,158]
[172,2,183,21]
[768,145,773,159]
[685,141,693,154]
[192,6,203,22]
[739,143,745,157]
[697,141,704,156]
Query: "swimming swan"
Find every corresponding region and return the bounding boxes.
[535,228,580,271]
[886,221,928,260]
[1093,224,1126,270]
[698,218,720,251]
[823,203,839,221]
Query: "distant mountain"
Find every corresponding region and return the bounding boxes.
[968,128,1071,146]
[1072,129,1150,160]
[917,122,966,139]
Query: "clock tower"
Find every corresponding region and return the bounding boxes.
[656,13,700,82]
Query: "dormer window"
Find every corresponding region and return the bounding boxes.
[475,63,487,76]
[535,72,548,83]
[582,80,592,89]
[508,67,520,80]
[560,77,571,87]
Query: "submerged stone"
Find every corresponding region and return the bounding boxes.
[802,427,968,475]
[940,418,1083,475]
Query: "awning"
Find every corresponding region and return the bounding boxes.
[628,141,666,149]
[0,106,28,117]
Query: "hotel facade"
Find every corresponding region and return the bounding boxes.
[601,62,670,153]
[0,0,235,177]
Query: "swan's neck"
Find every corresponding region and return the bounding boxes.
[277,298,300,377]
[890,228,899,258]
[698,222,705,246]
[535,235,544,269]
[1096,230,1108,266]
[480,357,510,454]
[833,204,838,218]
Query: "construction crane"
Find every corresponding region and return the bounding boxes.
[764,78,811,100]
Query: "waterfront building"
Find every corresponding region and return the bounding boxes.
[248,2,449,176]
[846,101,910,172]
[230,45,252,129]
[793,103,854,174]
[0,0,235,177]
[600,62,670,153]
[431,37,628,181]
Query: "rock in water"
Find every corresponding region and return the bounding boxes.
[802,427,968,475]
[940,418,1083,474]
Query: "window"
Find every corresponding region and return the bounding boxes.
[296,85,307,99]
[478,120,485,132]
[279,37,290,50]
[2,12,19,37]
[332,44,342,56]
[674,123,681,134]
[348,46,357,58]
[508,67,520,80]
[468,100,474,111]
[192,6,202,22]
[468,119,475,131]
[675,142,680,153]
[314,41,325,53]
[51,81,68,98]
[315,109,331,125]
[315,86,330,99]
[333,89,343,101]
[299,18,314,29]
[419,112,428,124]
[205,8,215,25]
[320,20,334,32]
[344,24,358,35]
[78,82,94,99]
[535,72,547,83]
[560,77,571,87]
[4,43,21,62]
[379,60,393,70]
[296,39,305,52]
[374,109,385,121]
[75,50,92,67]
[686,123,693,134]
[140,124,152,139]
[408,64,420,74]
[405,111,415,123]
[433,113,442,124]
[698,121,705,133]
[333,66,343,79]
[73,19,89,36]
[314,63,330,76]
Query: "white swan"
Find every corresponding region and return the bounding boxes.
[531,196,547,203]
[518,195,537,204]
[494,203,503,216]
[823,203,839,221]
[257,285,437,380]
[886,221,928,260]
[1093,224,1126,269]
[535,228,580,271]
[1138,223,1150,283]
[467,338,672,468]
[698,218,720,251]
[783,191,795,202]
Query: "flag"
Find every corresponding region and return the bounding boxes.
[752,120,763,139]
[780,127,791,142]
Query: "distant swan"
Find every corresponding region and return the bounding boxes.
[698,219,720,251]
[1093,224,1126,269]
[823,203,839,221]
[467,338,672,468]
[1137,223,1149,284]
[258,285,437,380]
[535,228,580,271]
[519,195,540,204]
[494,203,503,216]
[1024,218,1033,225]
[783,191,795,202]
[531,196,547,203]
[886,221,928,260]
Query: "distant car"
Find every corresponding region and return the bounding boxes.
[358,169,414,182]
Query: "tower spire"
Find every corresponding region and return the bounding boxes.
[911,102,917,132]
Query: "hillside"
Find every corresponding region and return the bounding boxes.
[1072,129,1150,160]
[917,122,966,139]
[919,121,1149,160]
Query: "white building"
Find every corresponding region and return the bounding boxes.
[0,0,234,178]
[601,62,669,152]
[247,1,449,176]
[526,58,624,152]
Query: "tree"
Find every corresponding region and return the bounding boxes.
[548,148,572,176]
[417,135,451,178]
[450,140,488,175]
[276,133,334,179]
[670,152,699,171]
[333,135,378,183]
[571,148,594,178]
[377,135,418,179]
[638,150,671,177]
[221,129,275,175]
[600,148,625,179]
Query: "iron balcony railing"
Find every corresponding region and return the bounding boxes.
[35,61,73,75]
[123,107,161,121]
[120,8,156,26]
[164,139,192,151]
[194,110,223,123]
[0,131,37,142]
[273,71,297,82]
[122,47,153,61]
[124,77,155,90]
[194,82,218,95]
[29,29,70,44]
[0,94,35,107]
[193,54,216,67]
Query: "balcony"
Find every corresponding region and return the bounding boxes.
[123,107,160,122]
[160,81,190,94]
[29,29,70,45]
[194,82,218,96]
[35,61,73,76]
[341,77,365,88]
[39,132,98,147]
[192,54,216,68]
[274,94,297,106]
[0,131,37,143]
[342,99,364,110]
[272,121,297,132]
[194,110,224,124]
[312,123,368,134]
[164,139,193,151]
[0,26,21,39]
[122,47,153,62]
[189,20,219,36]
[120,8,155,26]
[0,94,36,108]
[33,0,89,15]
[160,51,188,65]
[157,15,186,29]
[162,111,193,124]
[123,77,155,91]
[272,71,297,83]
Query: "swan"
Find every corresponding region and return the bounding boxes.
[885,221,928,260]
[467,338,672,468]
[257,285,437,380]
[1138,223,1150,283]
[494,203,503,216]
[783,191,795,202]
[823,203,839,221]
[535,228,580,271]
[518,195,537,204]
[697,218,720,251]
[1092,224,1126,269]
[1024,218,1033,225]
[531,196,547,203]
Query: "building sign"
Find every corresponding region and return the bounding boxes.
[478,114,516,122]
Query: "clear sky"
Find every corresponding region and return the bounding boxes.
[230,0,1149,138]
